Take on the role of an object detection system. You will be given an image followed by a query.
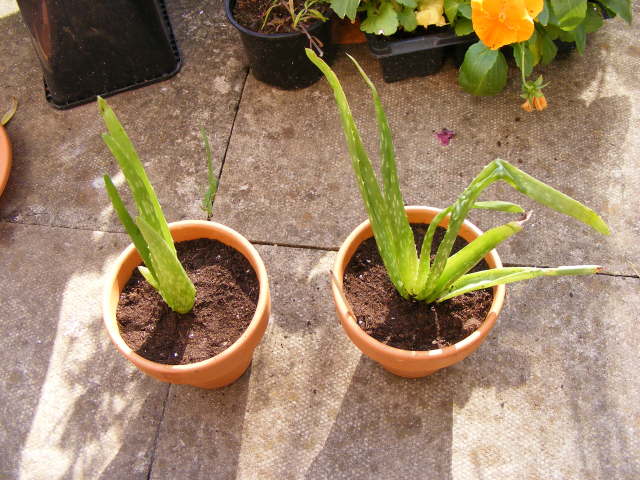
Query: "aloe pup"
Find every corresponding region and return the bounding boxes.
[307,49,610,304]
[99,97,196,314]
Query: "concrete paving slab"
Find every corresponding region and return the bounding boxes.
[150,244,639,479]
[0,0,247,231]
[0,222,168,479]
[215,10,640,275]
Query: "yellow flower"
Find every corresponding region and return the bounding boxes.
[471,0,540,50]
[417,0,447,28]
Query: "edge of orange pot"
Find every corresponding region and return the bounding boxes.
[0,125,12,198]
[103,220,271,389]
[331,206,505,378]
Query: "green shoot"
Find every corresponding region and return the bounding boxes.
[200,128,218,220]
[307,49,610,304]
[99,97,195,314]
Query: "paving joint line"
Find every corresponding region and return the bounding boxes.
[214,66,250,205]
[146,384,172,480]
[0,218,125,234]
[250,239,339,252]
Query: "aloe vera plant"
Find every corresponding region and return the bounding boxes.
[99,97,196,314]
[307,49,610,303]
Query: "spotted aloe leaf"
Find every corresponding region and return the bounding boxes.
[99,97,195,313]
[136,217,195,314]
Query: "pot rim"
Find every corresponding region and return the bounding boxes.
[332,205,505,361]
[103,219,270,373]
[0,125,12,197]
[224,0,326,39]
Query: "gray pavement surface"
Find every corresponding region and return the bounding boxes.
[1,0,638,478]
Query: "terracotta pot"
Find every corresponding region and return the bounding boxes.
[331,206,505,378]
[0,125,12,197]
[331,17,366,45]
[103,220,270,389]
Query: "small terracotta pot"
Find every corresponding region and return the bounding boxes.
[331,206,505,378]
[330,17,366,45]
[0,125,12,197]
[103,220,271,389]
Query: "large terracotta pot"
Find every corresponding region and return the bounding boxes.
[331,206,505,378]
[103,220,270,389]
[0,125,11,197]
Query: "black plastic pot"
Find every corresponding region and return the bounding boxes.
[17,0,181,109]
[366,28,477,83]
[224,0,336,90]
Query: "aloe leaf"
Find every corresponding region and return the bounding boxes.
[496,159,610,235]
[307,49,407,296]
[423,219,526,301]
[349,55,417,290]
[473,201,524,213]
[135,216,195,314]
[104,174,156,281]
[436,265,601,302]
[138,266,159,289]
[200,128,218,219]
[415,207,451,292]
[98,97,175,253]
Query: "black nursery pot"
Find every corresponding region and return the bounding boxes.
[224,0,336,90]
[17,0,181,109]
[367,28,476,83]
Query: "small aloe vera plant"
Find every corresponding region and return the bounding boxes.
[306,49,610,303]
[99,97,196,313]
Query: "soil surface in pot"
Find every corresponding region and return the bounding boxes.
[117,239,259,365]
[233,0,331,33]
[344,225,493,351]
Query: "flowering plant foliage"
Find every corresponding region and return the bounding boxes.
[330,0,632,108]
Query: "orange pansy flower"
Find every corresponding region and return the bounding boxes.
[471,0,538,50]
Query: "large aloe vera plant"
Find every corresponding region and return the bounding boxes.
[307,49,610,303]
[99,97,196,313]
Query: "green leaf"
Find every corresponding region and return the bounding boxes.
[424,220,525,301]
[454,18,474,35]
[458,2,471,18]
[549,0,587,30]
[497,159,610,234]
[473,201,525,213]
[306,49,408,296]
[538,0,550,24]
[584,2,604,32]
[436,265,601,301]
[597,0,631,23]
[398,7,418,31]
[350,55,418,290]
[330,0,361,20]
[1,98,17,126]
[514,42,534,77]
[537,26,558,64]
[361,2,399,35]
[98,97,175,255]
[459,42,508,96]
[444,0,460,23]
[104,174,156,282]
[396,0,417,8]
[200,128,218,219]
[138,266,159,290]
[136,217,196,314]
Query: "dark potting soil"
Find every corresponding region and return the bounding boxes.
[116,239,259,365]
[343,225,493,351]
[233,0,332,34]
